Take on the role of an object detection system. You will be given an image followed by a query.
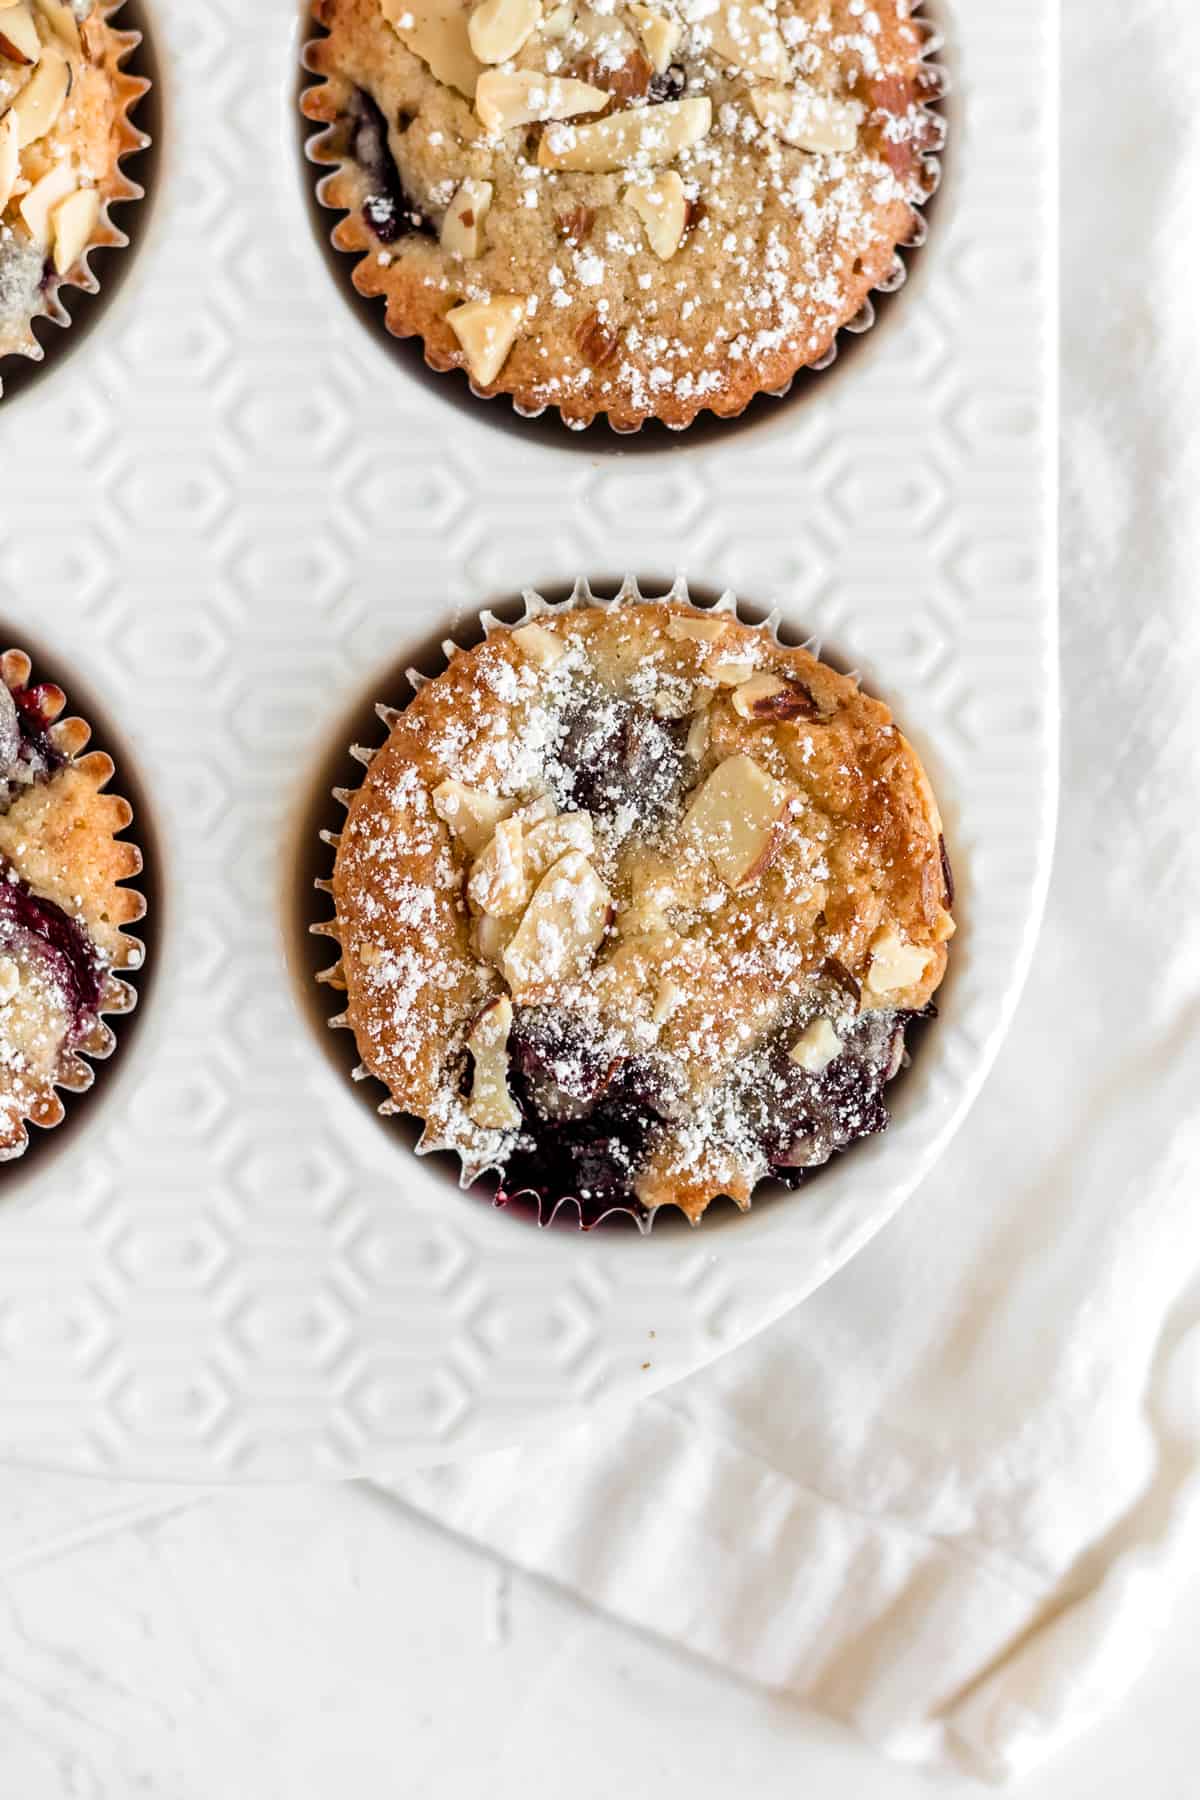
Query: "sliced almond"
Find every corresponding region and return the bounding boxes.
[788,1016,842,1073]
[865,925,932,996]
[700,0,788,79]
[541,1,575,33]
[467,816,530,917]
[33,0,79,51]
[750,84,861,154]
[472,911,519,967]
[10,41,70,147]
[706,658,755,686]
[18,161,74,243]
[0,110,19,213]
[0,1,41,64]
[446,294,525,386]
[380,0,483,98]
[511,620,565,669]
[469,0,541,63]
[525,811,594,878]
[432,778,517,857]
[731,671,820,721]
[513,791,558,825]
[439,177,493,260]
[629,2,680,73]
[538,94,711,172]
[682,753,791,890]
[501,850,612,999]
[465,995,521,1131]
[652,976,684,1026]
[50,182,98,273]
[475,69,609,135]
[624,169,686,260]
[666,612,731,645]
[685,706,710,760]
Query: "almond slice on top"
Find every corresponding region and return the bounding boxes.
[465,995,522,1131]
[750,84,862,154]
[501,850,612,1000]
[446,294,526,386]
[683,753,792,890]
[379,0,483,98]
[538,95,711,172]
[475,69,610,135]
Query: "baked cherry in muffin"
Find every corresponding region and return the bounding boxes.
[0,650,144,1159]
[303,0,944,430]
[324,590,954,1226]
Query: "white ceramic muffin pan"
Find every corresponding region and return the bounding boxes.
[0,0,1054,1479]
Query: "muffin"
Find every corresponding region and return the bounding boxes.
[0,0,147,385]
[0,649,144,1160]
[302,0,944,431]
[320,588,954,1226]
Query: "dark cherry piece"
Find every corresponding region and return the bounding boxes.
[557,697,686,822]
[349,87,432,244]
[0,862,102,1031]
[648,62,686,102]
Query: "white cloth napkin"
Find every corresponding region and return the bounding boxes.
[385,0,1200,1778]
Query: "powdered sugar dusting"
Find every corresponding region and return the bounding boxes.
[331,597,952,1224]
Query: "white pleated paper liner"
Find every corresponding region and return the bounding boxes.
[299,5,948,436]
[310,575,952,1233]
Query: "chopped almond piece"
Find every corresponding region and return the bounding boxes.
[704,0,789,79]
[537,96,711,172]
[11,43,70,148]
[511,621,565,669]
[667,612,731,645]
[652,976,684,1025]
[465,995,521,1131]
[440,178,493,259]
[788,1017,842,1072]
[50,184,99,274]
[731,671,820,721]
[865,926,932,995]
[432,778,517,857]
[685,706,710,760]
[467,816,530,917]
[446,295,525,386]
[525,811,594,878]
[0,1,41,63]
[379,0,483,97]
[624,169,687,260]
[468,0,542,63]
[0,111,20,214]
[706,658,755,686]
[475,69,609,134]
[33,0,81,51]
[501,850,612,999]
[750,84,862,154]
[19,162,75,244]
[682,753,792,890]
[629,3,680,73]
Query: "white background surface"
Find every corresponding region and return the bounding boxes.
[0,1476,1191,1796]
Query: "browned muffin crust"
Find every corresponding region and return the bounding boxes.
[326,596,953,1224]
[303,0,942,430]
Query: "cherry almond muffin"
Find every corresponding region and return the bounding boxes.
[0,0,147,384]
[303,0,944,430]
[322,591,954,1226]
[0,649,144,1160]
